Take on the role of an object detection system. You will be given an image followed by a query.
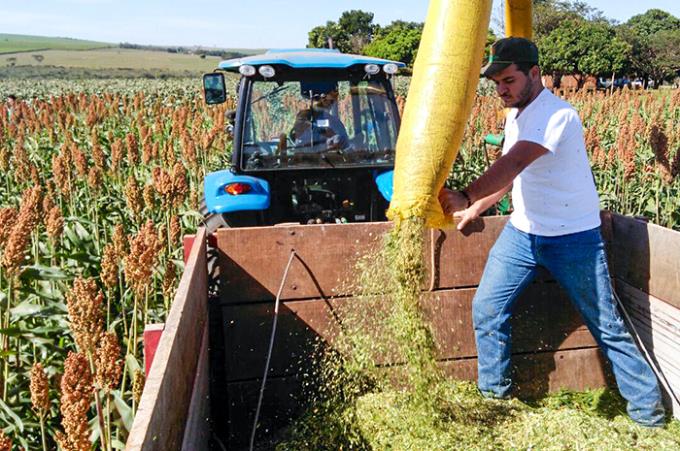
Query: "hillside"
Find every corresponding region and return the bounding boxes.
[0,33,111,53]
[0,33,266,78]
[3,48,221,72]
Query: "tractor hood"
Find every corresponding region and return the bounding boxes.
[218,48,406,72]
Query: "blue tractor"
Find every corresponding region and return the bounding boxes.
[200,49,405,230]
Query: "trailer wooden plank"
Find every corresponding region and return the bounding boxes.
[424,218,508,290]
[215,222,391,303]
[614,280,680,418]
[223,347,609,447]
[610,213,680,310]
[181,324,210,450]
[126,228,209,451]
[215,217,513,304]
[439,346,612,395]
[223,284,597,382]
[215,212,620,305]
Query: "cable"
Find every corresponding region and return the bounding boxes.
[612,288,680,408]
[249,249,297,451]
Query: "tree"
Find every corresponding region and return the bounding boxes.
[307,10,376,54]
[619,9,680,86]
[626,9,680,39]
[533,0,607,40]
[338,10,375,53]
[308,21,346,50]
[647,29,680,85]
[539,19,630,89]
[362,21,423,67]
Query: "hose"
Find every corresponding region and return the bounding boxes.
[612,288,680,409]
[249,249,297,451]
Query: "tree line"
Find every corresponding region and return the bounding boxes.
[308,2,680,88]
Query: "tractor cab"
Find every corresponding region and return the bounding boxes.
[201,49,405,229]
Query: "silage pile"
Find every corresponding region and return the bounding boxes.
[277,219,680,450]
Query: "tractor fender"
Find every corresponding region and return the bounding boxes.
[373,170,393,202]
[203,170,270,214]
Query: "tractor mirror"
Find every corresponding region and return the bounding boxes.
[203,73,227,105]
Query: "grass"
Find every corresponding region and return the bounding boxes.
[0,33,111,54]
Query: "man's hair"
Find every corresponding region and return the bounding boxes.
[515,61,539,76]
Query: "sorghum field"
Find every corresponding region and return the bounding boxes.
[0,78,678,449]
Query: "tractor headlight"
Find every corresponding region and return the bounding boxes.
[239,65,256,76]
[383,63,399,75]
[258,65,276,78]
[364,64,380,75]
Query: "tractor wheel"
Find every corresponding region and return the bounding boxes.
[199,197,230,233]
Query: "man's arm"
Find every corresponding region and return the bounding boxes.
[465,140,548,203]
[439,140,549,214]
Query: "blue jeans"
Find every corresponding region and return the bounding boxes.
[472,222,665,426]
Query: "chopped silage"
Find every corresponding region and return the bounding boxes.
[276,219,679,450]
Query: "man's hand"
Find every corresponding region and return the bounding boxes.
[453,207,481,231]
[438,188,468,216]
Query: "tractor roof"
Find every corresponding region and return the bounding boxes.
[217,48,406,72]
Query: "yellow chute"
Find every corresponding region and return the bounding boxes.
[387,0,493,229]
[505,0,532,39]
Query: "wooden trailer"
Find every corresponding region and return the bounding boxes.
[125,212,680,450]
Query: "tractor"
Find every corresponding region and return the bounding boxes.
[200,49,405,230]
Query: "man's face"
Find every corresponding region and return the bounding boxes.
[316,89,338,109]
[489,64,535,108]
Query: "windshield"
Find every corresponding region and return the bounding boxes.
[241,77,398,171]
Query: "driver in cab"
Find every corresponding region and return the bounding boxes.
[292,84,350,151]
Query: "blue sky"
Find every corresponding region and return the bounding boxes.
[1,0,678,49]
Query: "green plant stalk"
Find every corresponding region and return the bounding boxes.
[106,392,112,451]
[2,280,12,401]
[131,294,139,359]
[88,353,109,451]
[119,270,128,337]
[143,288,149,332]
[39,411,47,451]
[106,288,111,328]
[655,176,661,224]
[166,210,172,263]
[92,193,101,255]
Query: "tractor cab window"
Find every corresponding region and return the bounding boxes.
[241,77,398,171]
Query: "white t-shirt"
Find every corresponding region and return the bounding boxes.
[502,89,600,236]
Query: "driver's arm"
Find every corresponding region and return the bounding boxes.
[327,116,350,149]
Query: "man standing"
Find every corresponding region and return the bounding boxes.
[439,37,665,427]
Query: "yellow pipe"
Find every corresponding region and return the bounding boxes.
[387,0,492,229]
[505,0,532,39]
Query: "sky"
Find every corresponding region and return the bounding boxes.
[1,0,679,49]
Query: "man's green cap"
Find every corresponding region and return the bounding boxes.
[481,37,539,77]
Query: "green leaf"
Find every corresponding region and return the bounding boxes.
[19,265,70,282]
[73,220,93,241]
[125,353,142,381]
[58,251,99,265]
[0,397,24,432]
[18,285,64,303]
[10,300,42,317]
[113,390,134,432]
[64,224,84,247]
[0,326,23,337]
